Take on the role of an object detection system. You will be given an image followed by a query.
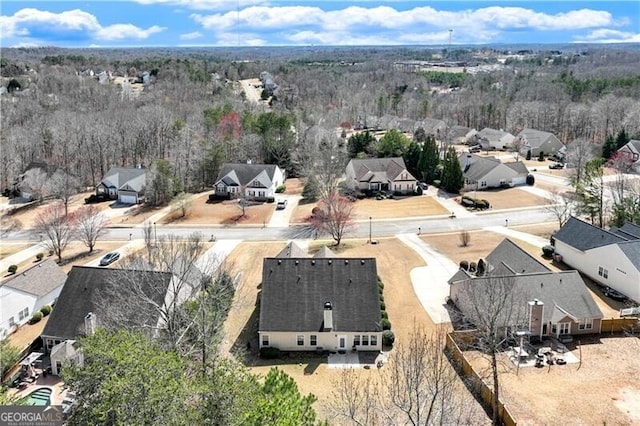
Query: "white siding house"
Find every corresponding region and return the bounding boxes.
[214,163,285,200]
[0,259,66,338]
[459,154,529,191]
[553,217,640,303]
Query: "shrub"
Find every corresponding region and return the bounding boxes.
[379,301,386,310]
[382,330,395,347]
[526,174,535,185]
[414,186,423,196]
[259,347,281,359]
[542,245,555,258]
[538,151,545,161]
[459,260,469,271]
[30,311,43,324]
[477,258,486,276]
[40,305,52,316]
[8,265,17,274]
[381,318,391,330]
[526,149,532,160]
[36,253,44,261]
[380,310,388,319]
[475,199,489,209]
[469,262,477,272]
[48,250,54,256]
[379,286,384,296]
[433,180,441,188]
[378,280,384,290]
[275,185,286,193]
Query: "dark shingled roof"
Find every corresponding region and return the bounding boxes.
[347,157,414,182]
[259,258,381,332]
[554,216,629,251]
[215,163,279,187]
[42,266,172,341]
[486,239,550,275]
[2,259,67,297]
[610,222,640,240]
[100,167,147,192]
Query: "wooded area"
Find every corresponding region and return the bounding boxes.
[2,46,639,197]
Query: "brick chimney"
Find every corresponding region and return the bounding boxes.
[527,299,544,337]
[84,312,96,336]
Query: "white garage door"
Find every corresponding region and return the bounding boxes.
[119,194,137,204]
[512,176,526,185]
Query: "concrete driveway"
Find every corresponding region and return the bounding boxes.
[397,233,457,324]
[267,194,302,228]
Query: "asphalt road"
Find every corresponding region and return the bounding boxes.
[4,206,555,243]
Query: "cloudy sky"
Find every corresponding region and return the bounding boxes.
[1,1,638,48]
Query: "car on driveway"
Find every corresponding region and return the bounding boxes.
[276,199,288,210]
[549,162,565,169]
[99,252,120,266]
[603,287,626,301]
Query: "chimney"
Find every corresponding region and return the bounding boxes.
[84,312,96,336]
[527,300,544,337]
[323,302,333,331]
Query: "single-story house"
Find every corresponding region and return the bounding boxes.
[96,166,147,204]
[449,126,477,145]
[213,163,285,201]
[12,162,60,200]
[615,139,640,173]
[40,266,174,360]
[474,128,516,150]
[459,153,529,191]
[0,259,66,339]
[259,257,382,352]
[515,128,564,157]
[416,118,448,138]
[552,217,640,303]
[448,239,604,340]
[345,157,417,194]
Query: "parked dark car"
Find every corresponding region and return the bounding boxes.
[99,252,120,266]
[603,287,626,301]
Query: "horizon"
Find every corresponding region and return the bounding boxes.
[1,1,639,49]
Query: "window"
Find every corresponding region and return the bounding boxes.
[370,335,378,346]
[18,308,29,321]
[9,317,15,327]
[262,335,269,346]
[353,335,360,346]
[310,335,317,346]
[297,335,304,346]
[559,323,570,335]
[598,266,609,279]
[578,319,593,330]
[362,335,369,346]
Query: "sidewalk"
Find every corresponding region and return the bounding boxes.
[0,242,47,272]
[483,226,550,247]
[397,233,456,324]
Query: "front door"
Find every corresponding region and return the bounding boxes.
[338,335,346,350]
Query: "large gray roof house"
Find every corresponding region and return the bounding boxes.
[449,239,604,339]
[259,257,382,352]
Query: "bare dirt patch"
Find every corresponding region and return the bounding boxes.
[424,230,508,267]
[162,193,274,226]
[291,195,449,224]
[461,187,548,210]
[0,243,30,260]
[466,336,640,425]
[283,177,304,194]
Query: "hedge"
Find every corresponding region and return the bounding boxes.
[381,318,391,330]
[8,265,17,274]
[40,305,52,316]
[382,330,395,347]
[260,347,281,359]
[30,311,43,324]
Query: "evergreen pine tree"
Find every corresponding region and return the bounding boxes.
[602,134,617,159]
[418,136,440,183]
[441,146,464,193]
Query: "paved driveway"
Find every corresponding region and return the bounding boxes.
[267,194,302,228]
[397,233,457,324]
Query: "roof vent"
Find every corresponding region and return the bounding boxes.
[311,260,315,265]
[328,260,332,265]
[295,260,299,265]
[361,259,365,265]
[345,260,349,264]
[278,259,281,265]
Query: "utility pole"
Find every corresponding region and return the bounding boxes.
[448,29,453,59]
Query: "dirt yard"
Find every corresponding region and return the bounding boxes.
[162,192,274,226]
[291,195,449,224]
[0,243,31,260]
[220,237,488,422]
[460,187,548,210]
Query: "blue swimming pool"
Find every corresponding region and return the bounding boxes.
[23,387,52,406]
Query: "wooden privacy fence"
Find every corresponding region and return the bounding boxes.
[600,318,640,334]
[446,331,518,426]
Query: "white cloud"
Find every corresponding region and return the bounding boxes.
[1,8,165,44]
[574,28,640,43]
[96,24,165,41]
[135,0,267,11]
[190,4,620,46]
[180,31,203,40]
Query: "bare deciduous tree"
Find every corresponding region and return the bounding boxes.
[459,230,471,247]
[171,192,192,218]
[45,169,82,216]
[33,202,75,262]
[451,273,525,425]
[74,205,109,253]
[308,191,355,246]
[545,190,576,229]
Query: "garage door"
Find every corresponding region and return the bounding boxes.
[119,194,137,204]
[512,176,526,186]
